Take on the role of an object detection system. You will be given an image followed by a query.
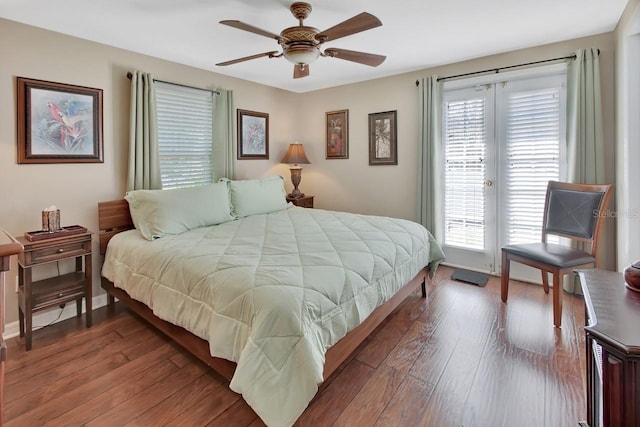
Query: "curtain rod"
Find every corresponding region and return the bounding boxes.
[415,49,600,86]
[126,72,220,95]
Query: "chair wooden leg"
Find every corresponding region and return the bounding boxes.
[501,251,510,302]
[542,271,549,294]
[552,273,562,328]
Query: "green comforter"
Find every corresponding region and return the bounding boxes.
[102,206,444,426]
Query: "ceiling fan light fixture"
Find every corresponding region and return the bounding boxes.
[217,2,385,79]
[283,44,320,66]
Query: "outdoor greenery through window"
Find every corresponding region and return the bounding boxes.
[155,81,214,189]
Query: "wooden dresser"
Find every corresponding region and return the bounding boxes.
[577,269,640,427]
[0,229,23,427]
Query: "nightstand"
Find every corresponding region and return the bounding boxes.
[17,228,92,350]
[287,195,314,208]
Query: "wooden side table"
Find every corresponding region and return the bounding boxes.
[17,228,92,351]
[577,269,640,427]
[287,195,314,208]
[0,229,23,427]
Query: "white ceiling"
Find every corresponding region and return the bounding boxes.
[0,0,628,93]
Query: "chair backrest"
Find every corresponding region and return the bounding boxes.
[542,181,613,257]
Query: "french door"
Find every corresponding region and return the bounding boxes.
[441,72,566,280]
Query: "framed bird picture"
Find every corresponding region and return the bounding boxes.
[16,77,103,164]
[237,109,269,160]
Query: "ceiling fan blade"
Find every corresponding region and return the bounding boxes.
[220,20,284,42]
[324,48,386,67]
[293,64,310,79]
[316,12,382,43]
[216,51,280,66]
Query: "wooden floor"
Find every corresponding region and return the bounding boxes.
[4,265,587,426]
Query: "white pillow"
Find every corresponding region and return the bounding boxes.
[225,176,288,218]
[125,182,234,240]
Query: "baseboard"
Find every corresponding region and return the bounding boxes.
[4,293,109,340]
[440,261,584,293]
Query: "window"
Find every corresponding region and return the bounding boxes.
[502,86,564,245]
[441,69,566,275]
[443,96,488,250]
[155,81,214,189]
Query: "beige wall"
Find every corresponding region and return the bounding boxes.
[298,33,617,217]
[0,17,618,326]
[297,32,617,271]
[0,18,299,325]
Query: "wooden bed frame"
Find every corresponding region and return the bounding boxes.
[97,199,428,382]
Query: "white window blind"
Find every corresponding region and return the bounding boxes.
[443,97,487,250]
[503,87,561,245]
[155,81,214,189]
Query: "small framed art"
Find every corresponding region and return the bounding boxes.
[237,109,269,160]
[326,109,348,159]
[16,77,103,164]
[368,110,397,166]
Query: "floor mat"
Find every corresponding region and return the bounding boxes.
[451,268,489,287]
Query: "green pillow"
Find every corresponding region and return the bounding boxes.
[125,182,234,240]
[226,176,288,218]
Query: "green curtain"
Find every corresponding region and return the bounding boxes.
[567,47,605,184]
[127,71,161,191]
[417,76,443,241]
[212,88,236,181]
[565,47,607,292]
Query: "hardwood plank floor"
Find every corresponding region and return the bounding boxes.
[4,266,587,426]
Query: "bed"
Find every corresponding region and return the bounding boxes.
[98,177,445,427]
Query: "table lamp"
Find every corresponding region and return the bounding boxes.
[281,143,310,198]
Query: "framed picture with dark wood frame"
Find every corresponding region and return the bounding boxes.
[17,77,103,164]
[368,110,397,166]
[326,109,348,159]
[237,109,269,160]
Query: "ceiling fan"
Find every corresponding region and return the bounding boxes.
[215,2,386,79]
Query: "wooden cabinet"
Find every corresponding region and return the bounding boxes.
[0,229,23,427]
[287,195,314,208]
[17,230,92,351]
[577,269,640,427]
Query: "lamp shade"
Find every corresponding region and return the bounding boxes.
[281,143,310,165]
[283,45,320,65]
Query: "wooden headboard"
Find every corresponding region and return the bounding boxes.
[98,199,134,255]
